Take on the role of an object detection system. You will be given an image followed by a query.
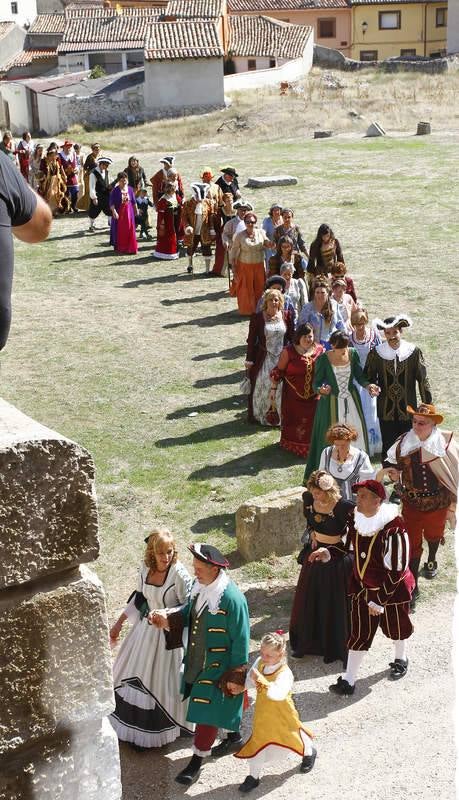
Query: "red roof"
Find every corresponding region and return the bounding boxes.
[229,0,349,9]
[1,49,57,71]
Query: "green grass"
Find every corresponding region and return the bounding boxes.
[6,129,459,614]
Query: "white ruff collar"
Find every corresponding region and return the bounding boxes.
[376,340,415,362]
[399,427,446,458]
[354,503,399,536]
[190,570,229,615]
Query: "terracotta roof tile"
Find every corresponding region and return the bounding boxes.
[58,6,160,53]
[350,0,440,4]
[229,0,348,9]
[145,19,223,59]
[165,0,225,18]
[1,48,57,71]
[28,13,66,33]
[0,21,16,40]
[228,14,312,59]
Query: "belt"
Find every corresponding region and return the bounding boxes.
[403,488,439,499]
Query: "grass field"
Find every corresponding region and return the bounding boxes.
[5,114,459,618]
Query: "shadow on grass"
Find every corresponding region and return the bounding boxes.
[161,290,228,306]
[189,442,296,479]
[194,371,242,388]
[166,395,243,419]
[163,309,242,329]
[54,248,115,261]
[121,272,196,287]
[48,229,91,241]
[192,344,246,362]
[155,419,256,448]
[190,512,235,536]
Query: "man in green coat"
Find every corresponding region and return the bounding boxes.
[150,543,250,785]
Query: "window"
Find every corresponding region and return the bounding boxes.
[247,59,256,71]
[378,11,401,30]
[11,1,18,13]
[400,49,416,56]
[360,50,378,61]
[269,58,276,68]
[318,18,336,38]
[436,7,447,27]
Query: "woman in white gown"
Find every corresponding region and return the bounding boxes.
[319,422,375,501]
[349,308,382,456]
[109,529,193,749]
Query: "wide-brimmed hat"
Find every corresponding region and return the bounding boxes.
[352,479,386,501]
[189,543,229,568]
[374,314,412,331]
[62,140,73,147]
[406,403,443,425]
[97,156,112,165]
[220,166,238,178]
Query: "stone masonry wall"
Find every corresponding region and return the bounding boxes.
[0,399,121,800]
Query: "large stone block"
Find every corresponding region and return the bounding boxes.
[0,399,99,588]
[0,566,115,754]
[0,718,121,800]
[236,487,305,561]
[246,175,298,188]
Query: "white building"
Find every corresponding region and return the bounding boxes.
[1,0,37,28]
[447,0,459,53]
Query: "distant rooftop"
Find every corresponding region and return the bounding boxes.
[228,14,312,59]
[0,48,57,72]
[28,13,66,34]
[229,0,348,9]
[58,6,161,53]
[0,21,16,39]
[145,19,224,59]
[165,0,225,19]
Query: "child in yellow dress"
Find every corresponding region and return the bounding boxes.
[233,632,316,793]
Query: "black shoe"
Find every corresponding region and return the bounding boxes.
[409,596,417,613]
[211,735,243,757]
[329,676,355,696]
[187,265,193,274]
[300,745,317,773]
[290,650,304,659]
[175,755,202,785]
[388,658,408,680]
[239,776,260,793]
[423,560,437,579]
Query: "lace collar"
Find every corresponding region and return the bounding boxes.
[375,340,415,362]
[354,503,400,536]
[399,427,447,458]
[190,570,230,615]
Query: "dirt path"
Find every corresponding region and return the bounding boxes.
[118,586,455,800]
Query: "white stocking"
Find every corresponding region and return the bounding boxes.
[249,751,266,779]
[204,257,211,273]
[343,650,366,686]
[300,729,313,757]
[393,640,407,661]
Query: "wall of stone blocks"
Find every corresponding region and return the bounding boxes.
[0,399,121,800]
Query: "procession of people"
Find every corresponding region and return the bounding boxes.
[3,132,456,793]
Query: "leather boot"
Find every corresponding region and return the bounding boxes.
[175,754,203,785]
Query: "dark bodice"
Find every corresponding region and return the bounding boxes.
[302,491,354,537]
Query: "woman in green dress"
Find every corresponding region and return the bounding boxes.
[304,331,371,482]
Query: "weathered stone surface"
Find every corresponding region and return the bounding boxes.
[0,718,121,800]
[314,130,333,138]
[236,487,305,561]
[246,175,298,188]
[365,122,386,137]
[0,566,115,754]
[416,121,431,135]
[0,399,99,588]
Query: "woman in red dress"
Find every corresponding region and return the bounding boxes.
[153,182,179,260]
[270,323,324,456]
[109,172,138,255]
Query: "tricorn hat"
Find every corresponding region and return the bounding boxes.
[233,199,253,211]
[189,543,229,568]
[97,156,112,165]
[352,479,386,501]
[220,166,238,178]
[374,314,412,331]
[191,182,210,201]
[160,155,175,167]
[406,403,443,425]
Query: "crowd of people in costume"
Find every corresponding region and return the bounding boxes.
[5,131,454,791]
[101,155,458,793]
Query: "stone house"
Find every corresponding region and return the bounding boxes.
[143,19,225,115]
[228,0,352,57]
[0,13,64,80]
[56,5,161,72]
[447,0,458,53]
[226,13,313,72]
[349,0,448,60]
[0,22,27,82]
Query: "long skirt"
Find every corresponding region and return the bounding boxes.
[112,203,138,254]
[289,546,352,665]
[355,383,382,456]
[280,389,319,457]
[234,260,266,315]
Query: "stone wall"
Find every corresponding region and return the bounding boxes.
[236,487,305,561]
[313,43,459,74]
[0,399,121,800]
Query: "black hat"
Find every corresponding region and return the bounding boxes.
[266,274,286,291]
[190,181,210,201]
[374,314,412,331]
[220,166,238,178]
[188,543,229,568]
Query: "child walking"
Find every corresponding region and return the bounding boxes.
[136,188,153,240]
[233,632,317,793]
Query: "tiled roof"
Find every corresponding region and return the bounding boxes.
[28,13,66,33]
[0,48,57,71]
[228,14,312,59]
[58,6,160,53]
[165,0,225,19]
[350,0,440,4]
[229,0,348,9]
[145,19,223,59]
[0,21,16,39]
